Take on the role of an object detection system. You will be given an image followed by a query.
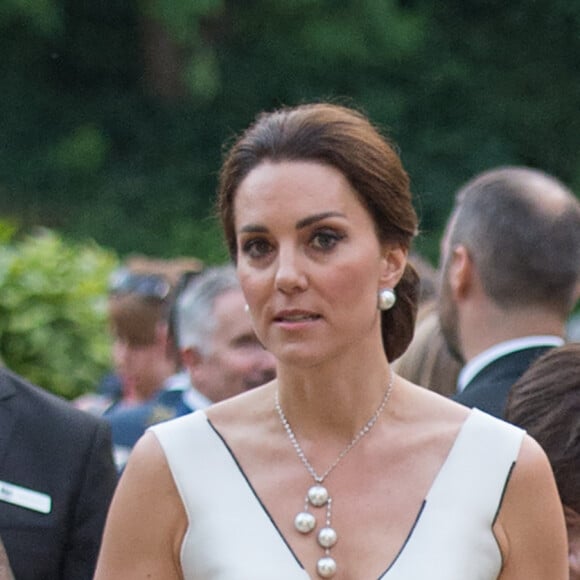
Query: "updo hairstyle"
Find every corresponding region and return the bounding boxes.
[217,102,419,361]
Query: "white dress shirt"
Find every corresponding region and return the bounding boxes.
[456,335,564,393]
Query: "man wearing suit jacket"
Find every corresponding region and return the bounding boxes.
[0,367,118,579]
[438,166,580,418]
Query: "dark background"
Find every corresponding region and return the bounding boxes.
[2,0,579,265]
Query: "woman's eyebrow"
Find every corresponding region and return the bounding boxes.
[239,211,345,234]
[296,211,345,230]
[239,223,268,234]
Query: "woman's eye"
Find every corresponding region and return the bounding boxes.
[311,230,345,251]
[242,238,272,259]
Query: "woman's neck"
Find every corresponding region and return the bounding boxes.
[274,353,392,440]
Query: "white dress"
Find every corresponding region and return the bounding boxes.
[150,408,524,579]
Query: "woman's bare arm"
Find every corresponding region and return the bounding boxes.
[496,435,568,579]
[94,432,187,579]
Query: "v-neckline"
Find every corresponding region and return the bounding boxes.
[203,408,479,578]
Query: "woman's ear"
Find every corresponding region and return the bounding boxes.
[379,244,408,289]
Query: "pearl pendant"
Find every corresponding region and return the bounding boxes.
[317,526,338,548]
[294,511,316,534]
[308,484,329,507]
[317,556,337,578]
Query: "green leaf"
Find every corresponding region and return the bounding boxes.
[0,229,119,399]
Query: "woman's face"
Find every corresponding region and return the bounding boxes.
[233,160,405,367]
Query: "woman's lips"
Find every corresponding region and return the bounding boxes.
[273,310,322,330]
[274,310,321,322]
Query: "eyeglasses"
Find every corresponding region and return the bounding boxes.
[108,268,171,301]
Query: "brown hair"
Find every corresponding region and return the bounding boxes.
[217,102,419,360]
[108,255,203,349]
[108,295,166,346]
[505,343,580,513]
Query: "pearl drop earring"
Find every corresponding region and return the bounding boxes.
[378,288,396,311]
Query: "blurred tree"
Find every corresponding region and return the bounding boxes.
[0,227,118,399]
[0,0,578,268]
[2,0,579,395]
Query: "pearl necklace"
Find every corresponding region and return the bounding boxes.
[274,372,394,578]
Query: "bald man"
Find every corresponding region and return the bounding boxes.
[438,166,580,418]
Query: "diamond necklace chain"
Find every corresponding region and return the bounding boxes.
[275,372,394,483]
[274,370,394,578]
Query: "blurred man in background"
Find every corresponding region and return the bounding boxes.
[95,256,201,468]
[438,166,580,418]
[173,264,276,407]
[105,264,276,470]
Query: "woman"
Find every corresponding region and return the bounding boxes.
[94,103,567,579]
[505,343,580,580]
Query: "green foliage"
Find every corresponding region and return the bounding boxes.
[183,48,222,102]
[0,0,62,36]
[0,0,579,390]
[50,124,110,175]
[0,228,119,399]
[144,0,223,44]
[0,220,18,244]
[0,0,578,269]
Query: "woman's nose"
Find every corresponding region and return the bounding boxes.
[275,248,308,294]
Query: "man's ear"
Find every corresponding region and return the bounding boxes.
[448,245,473,300]
[181,347,203,373]
[379,245,408,289]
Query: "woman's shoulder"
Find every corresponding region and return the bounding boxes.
[505,432,556,491]
[205,382,282,461]
[125,428,175,476]
[206,382,276,426]
[398,377,471,424]
[393,378,525,463]
[493,432,568,577]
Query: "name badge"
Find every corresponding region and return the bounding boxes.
[0,480,52,514]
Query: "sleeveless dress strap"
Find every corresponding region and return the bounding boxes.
[150,411,310,580]
[151,408,524,580]
[383,408,525,579]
